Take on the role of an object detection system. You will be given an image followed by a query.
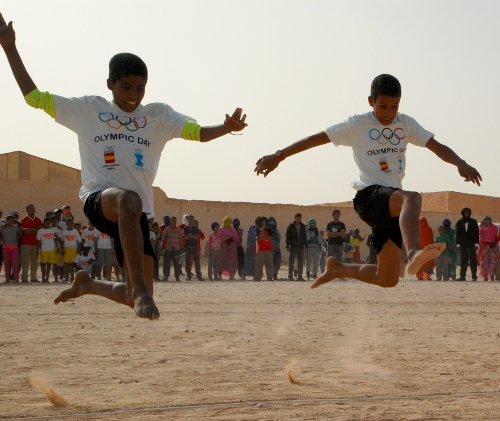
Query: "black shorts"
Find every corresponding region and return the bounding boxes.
[83,190,155,267]
[353,185,402,254]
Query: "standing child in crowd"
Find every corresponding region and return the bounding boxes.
[442,218,457,281]
[62,219,81,283]
[267,216,282,281]
[81,222,98,278]
[434,226,451,281]
[95,230,113,281]
[74,222,82,238]
[162,216,182,281]
[50,215,64,282]
[319,230,328,273]
[255,74,481,289]
[243,216,260,280]
[184,215,204,281]
[21,204,42,283]
[219,216,238,280]
[150,222,162,282]
[0,215,22,283]
[255,216,274,282]
[233,218,245,280]
[366,233,377,264]
[417,217,435,280]
[305,218,322,280]
[37,217,58,283]
[350,229,365,264]
[0,13,246,319]
[208,222,222,281]
[478,215,499,281]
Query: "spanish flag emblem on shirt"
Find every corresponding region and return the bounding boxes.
[104,151,115,164]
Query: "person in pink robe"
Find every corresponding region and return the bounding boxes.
[219,216,239,280]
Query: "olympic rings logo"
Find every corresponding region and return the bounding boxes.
[99,113,148,132]
[369,127,405,145]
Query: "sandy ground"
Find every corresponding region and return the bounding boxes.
[1,266,500,421]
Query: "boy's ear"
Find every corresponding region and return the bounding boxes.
[107,79,114,90]
[368,96,374,107]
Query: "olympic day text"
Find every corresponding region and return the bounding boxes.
[367,147,406,156]
[94,133,150,147]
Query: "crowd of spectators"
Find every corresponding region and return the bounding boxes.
[0,205,498,284]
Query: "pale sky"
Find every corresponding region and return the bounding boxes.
[1,1,498,205]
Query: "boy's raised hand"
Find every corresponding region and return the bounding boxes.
[224,108,247,132]
[457,161,482,186]
[254,154,280,177]
[0,13,15,49]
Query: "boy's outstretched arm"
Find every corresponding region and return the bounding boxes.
[425,138,482,186]
[200,108,247,142]
[0,14,37,96]
[254,131,330,177]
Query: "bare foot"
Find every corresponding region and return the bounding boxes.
[134,294,160,321]
[311,257,343,289]
[54,270,93,304]
[406,243,446,275]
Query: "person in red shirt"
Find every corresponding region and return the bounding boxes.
[255,217,274,282]
[21,204,42,283]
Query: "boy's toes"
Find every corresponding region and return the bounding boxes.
[134,295,160,320]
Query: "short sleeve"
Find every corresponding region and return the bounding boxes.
[162,104,195,141]
[403,115,434,147]
[36,231,41,241]
[325,118,353,147]
[54,95,95,133]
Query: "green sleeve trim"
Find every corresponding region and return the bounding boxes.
[24,89,56,119]
[181,120,202,141]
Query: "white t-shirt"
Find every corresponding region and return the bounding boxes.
[36,228,57,252]
[62,228,81,249]
[325,112,433,190]
[58,220,67,230]
[81,228,97,252]
[74,251,96,272]
[95,231,112,249]
[54,95,194,215]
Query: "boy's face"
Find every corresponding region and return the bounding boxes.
[368,95,400,126]
[170,217,177,227]
[438,227,445,235]
[51,217,58,226]
[107,75,147,113]
[6,217,14,226]
[66,221,74,230]
[83,248,90,256]
[214,225,219,233]
[43,220,51,228]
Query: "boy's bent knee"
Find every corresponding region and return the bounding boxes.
[401,190,421,206]
[118,190,143,215]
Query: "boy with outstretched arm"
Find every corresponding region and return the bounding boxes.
[255,74,481,289]
[0,13,247,320]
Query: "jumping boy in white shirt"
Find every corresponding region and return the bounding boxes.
[255,74,481,289]
[0,13,247,320]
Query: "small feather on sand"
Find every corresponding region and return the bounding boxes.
[285,367,300,384]
[30,375,70,407]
